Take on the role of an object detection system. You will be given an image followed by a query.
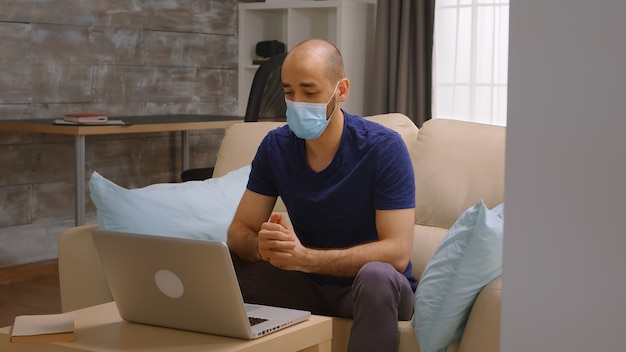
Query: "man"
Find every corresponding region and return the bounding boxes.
[227,38,416,351]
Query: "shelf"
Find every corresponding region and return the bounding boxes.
[238,0,376,116]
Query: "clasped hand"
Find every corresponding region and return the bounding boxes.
[257,213,306,271]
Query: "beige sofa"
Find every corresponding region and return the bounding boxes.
[58,113,505,352]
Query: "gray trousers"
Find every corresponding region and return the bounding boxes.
[231,255,414,352]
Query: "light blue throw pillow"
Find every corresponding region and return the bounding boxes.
[88,165,250,242]
[413,199,504,352]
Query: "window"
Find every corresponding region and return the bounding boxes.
[432,0,509,126]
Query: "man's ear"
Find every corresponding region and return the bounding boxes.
[336,78,350,102]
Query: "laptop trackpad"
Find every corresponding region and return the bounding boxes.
[244,303,264,314]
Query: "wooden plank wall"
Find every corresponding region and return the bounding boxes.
[0,0,239,267]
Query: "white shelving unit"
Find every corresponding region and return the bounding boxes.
[238,0,376,116]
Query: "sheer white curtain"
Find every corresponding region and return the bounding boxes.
[432,0,509,126]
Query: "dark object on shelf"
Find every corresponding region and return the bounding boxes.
[256,40,285,61]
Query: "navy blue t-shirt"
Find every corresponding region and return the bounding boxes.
[247,111,417,290]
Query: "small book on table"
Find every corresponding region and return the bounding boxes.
[64,113,108,124]
[10,312,75,343]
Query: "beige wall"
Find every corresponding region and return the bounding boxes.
[0,0,239,267]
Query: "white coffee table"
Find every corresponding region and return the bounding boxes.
[0,301,332,352]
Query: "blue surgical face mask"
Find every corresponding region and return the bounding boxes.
[286,82,340,140]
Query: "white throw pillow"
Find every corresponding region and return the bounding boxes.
[88,165,250,242]
[413,199,504,352]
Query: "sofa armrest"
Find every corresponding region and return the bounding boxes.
[58,225,113,312]
[458,276,502,352]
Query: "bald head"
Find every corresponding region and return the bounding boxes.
[284,39,345,83]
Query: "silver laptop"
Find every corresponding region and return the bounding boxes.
[91,229,310,339]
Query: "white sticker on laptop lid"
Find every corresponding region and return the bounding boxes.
[154,269,184,299]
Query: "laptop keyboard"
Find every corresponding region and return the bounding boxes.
[249,316,269,326]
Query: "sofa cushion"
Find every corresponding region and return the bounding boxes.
[88,165,250,241]
[413,119,505,229]
[213,122,285,178]
[212,113,418,179]
[413,199,504,352]
[410,224,450,279]
[212,113,419,214]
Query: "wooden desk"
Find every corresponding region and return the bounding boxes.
[0,115,242,226]
[0,302,332,352]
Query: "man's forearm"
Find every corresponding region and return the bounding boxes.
[300,240,409,277]
[227,223,262,262]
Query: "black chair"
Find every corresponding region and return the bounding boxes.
[245,52,288,122]
[181,52,287,181]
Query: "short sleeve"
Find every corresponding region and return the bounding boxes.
[374,133,416,210]
[247,135,279,197]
